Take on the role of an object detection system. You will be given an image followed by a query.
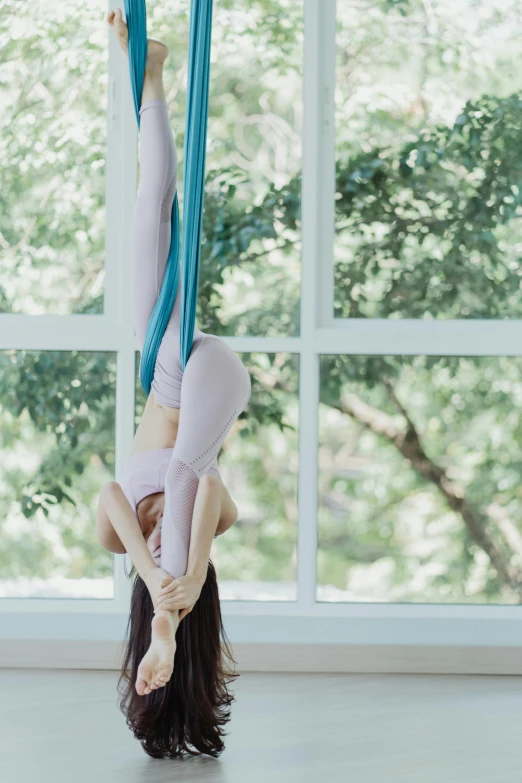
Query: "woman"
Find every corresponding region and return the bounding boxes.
[95,8,251,758]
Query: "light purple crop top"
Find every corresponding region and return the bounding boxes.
[120,448,221,520]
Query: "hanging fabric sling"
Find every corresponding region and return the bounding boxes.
[123,0,213,393]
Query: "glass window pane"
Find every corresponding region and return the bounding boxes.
[318,354,522,605]
[213,352,299,600]
[0,1,107,314]
[135,351,299,600]
[0,350,116,598]
[334,0,522,319]
[147,0,303,337]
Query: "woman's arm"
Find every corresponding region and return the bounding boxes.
[215,480,238,536]
[152,476,240,616]
[96,481,157,585]
[96,476,237,554]
[96,487,126,554]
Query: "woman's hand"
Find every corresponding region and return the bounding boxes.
[144,566,176,610]
[154,573,204,620]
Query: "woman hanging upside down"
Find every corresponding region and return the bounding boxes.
[96,8,251,759]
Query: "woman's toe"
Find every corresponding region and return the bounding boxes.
[135,675,147,696]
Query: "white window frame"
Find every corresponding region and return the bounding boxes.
[1,0,522,666]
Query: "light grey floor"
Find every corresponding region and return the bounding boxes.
[1,668,522,783]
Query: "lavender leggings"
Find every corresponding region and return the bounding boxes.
[132,98,251,578]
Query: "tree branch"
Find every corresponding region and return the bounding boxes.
[337,387,522,598]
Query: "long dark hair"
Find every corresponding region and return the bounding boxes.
[117,559,239,758]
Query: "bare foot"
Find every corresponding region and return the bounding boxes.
[107,8,169,67]
[136,610,178,696]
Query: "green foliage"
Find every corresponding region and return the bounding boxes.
[334,92,522,320]
[0,0,107,315]
[2,0,522,604]
[318,354,522,603]
[199,168,301,336]
[0,351,115,580]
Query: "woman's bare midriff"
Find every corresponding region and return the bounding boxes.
[131,390,180,456]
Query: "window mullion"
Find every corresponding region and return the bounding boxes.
[318,0,337,330]
[297,0,336,609]
[109,42,138,611]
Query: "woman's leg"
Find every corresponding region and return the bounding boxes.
[131,89,178,350]
[160,338,252,578]
[108,9,177,350]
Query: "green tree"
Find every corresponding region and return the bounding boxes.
[3,0,522,604]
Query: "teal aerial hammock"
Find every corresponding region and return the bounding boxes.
[123,0,213,393]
